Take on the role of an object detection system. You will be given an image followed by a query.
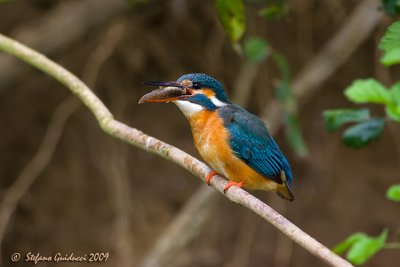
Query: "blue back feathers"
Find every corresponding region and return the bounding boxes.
[177,73,230,103]
[218,105,294,188]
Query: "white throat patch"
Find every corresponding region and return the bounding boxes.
[174,100,203,117]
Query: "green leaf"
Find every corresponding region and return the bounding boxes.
[342,118,385,148]
[391,82,400,105]
[387,184,400,201]
[386,105,400,122]
[258,5,288,19]
[334,230,388,265]
[380,21,400,51]
[258,0,288,19]
[344,79,391,105]
[333,233,367,255]
[323,108,370,132]
[381,0,400,16]
[381,47,400,66]
[244,38,269,64]
[216,0,245,43]
[379,21,400,66]
[386,83,400,121]
[347,229,388,265]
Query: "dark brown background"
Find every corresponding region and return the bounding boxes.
[0,0,399,266]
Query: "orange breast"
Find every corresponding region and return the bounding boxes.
[188,111,278,191]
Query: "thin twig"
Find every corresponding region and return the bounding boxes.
[0,34,353,267]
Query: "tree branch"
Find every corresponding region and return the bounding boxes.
[0,33,352,267]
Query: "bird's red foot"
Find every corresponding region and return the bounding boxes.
[223,181,244,193]
[205,170,218,185]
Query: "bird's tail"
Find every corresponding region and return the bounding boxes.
[276,170,295,201]
[276,183,295,201]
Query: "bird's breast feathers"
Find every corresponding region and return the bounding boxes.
[188,110,279,191]
[189,110,228,173]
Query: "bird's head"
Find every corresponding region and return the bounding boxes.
[139,73,231,117]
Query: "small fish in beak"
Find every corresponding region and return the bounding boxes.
[139,81,193,104]
[138,87,185,104]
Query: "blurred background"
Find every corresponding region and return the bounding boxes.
[0,0,399,266]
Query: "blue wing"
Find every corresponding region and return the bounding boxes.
[218,105,293,187]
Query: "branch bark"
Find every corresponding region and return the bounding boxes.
[0,34,353,267]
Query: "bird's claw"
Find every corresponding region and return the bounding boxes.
[223,181,244,193]
[205,170,218,185]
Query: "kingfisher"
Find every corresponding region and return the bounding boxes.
[139,73,294,201]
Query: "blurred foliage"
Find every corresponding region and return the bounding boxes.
[381,0,400,16]
[323,108,370,132]
[244,37,269,63]
[272,52,308,156]
[333,230,388,265]
[323,77,400,148]
[258,0,288,19]
[345,79,400,122]
[284,114,308,156]
[387,184,400,201]
[326,20,400,265]
[344,79,392,105]
[342,118,385,148]
[379,21,400,66]
[215,0,245,43]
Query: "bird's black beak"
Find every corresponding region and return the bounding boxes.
[139,81,193,104]
[141,81,183,88]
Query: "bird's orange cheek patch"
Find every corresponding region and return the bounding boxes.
[197,89,215,97]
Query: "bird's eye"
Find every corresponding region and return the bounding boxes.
[192,82,202,89]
